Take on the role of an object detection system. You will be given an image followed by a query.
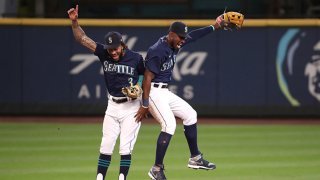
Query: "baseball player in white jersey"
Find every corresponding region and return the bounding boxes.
[135,20,224,179]
[68,5,145,180]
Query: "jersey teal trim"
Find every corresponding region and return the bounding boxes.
[137,75,144,87]
[210,25,215,31]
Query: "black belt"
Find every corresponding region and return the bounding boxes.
[153,84,168,88]
[112,97,136,104]
[112,98,128,103]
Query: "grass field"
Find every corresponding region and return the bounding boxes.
[1,121,320,180]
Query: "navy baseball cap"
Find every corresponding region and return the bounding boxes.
[169,21,191,39]
[104,31,123,49]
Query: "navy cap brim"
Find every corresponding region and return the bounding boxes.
[177,33,191,39]
[104,43,121,49]
[184,34,191,39]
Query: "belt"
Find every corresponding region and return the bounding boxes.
[112,98,128,104]
[153,83,168,88]
[111,97,137,104]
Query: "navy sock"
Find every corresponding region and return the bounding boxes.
[97,153,111,180]
[119,154,131,179]
[155,132,172,166]
[184,124,200,157]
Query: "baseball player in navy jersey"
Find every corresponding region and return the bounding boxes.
[135,20,224,179]
[68,5,145,180]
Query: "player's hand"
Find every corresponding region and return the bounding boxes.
[213,15,223,30]
[214,11,244,31]
[135,106,149,122]
[67,5,79,21]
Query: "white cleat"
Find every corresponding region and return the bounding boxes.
[119,173,125,180]
[96,173,103,180]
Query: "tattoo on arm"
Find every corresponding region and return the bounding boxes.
[71,20,96,52]
[79,35,96,52]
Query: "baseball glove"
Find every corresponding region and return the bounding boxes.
[216,11,244,31]
[122,83,143,99]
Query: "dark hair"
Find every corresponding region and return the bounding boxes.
[120,42,128,50]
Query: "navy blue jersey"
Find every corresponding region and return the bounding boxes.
[145,26,214,83]
[94,43,145,97]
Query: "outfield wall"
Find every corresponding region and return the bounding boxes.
[0,18,320,117]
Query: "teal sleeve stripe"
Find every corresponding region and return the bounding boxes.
[210,25,215,31]
[137,75,144,87]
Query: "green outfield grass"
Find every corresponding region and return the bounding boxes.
[1,121,320,180]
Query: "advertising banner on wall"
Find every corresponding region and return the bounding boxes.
[0,24,319,116]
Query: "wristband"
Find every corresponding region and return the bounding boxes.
[142,98,149,107]
[141,105,148,109]
[210,25,215,31]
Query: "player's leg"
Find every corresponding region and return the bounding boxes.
[149,88,177,135]
[169,93,216,170]
[148,88,177,179]
[118,105,141,180]
[167,92,199,155]
[118,154,131,180]
[149,89,176,165]
[96,114,120,180]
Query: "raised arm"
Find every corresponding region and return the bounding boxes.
[67,5,96,52]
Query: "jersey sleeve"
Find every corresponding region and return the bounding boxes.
[93,43,105,56]
[183,26,214,47]
[137,54,145,75]
[145,55,161,75]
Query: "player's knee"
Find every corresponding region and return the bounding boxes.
[100,138,115,155]
[100,149,113,155]
[183,109,197,126]
[119,149,132,155]
[162,123,176,135]
[100,144,114,155]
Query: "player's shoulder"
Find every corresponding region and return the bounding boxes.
[151,36,166,47]
[126,49,141,55]
[94,42,106,56]
[148,37,167,55]
[125,49,143,59]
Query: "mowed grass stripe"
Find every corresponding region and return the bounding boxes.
[0,122,320,180]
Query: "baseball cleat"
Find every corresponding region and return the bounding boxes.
[96,173,103,180]
[148,165,167,180]
[118,173,125,180]
[187,154,216,170]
